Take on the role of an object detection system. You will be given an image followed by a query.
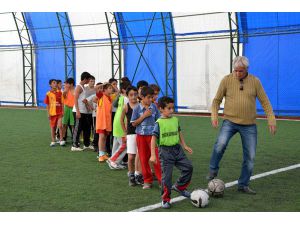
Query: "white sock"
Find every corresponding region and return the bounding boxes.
[99,151,106,156]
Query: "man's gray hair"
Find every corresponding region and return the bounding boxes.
[233,56,249,69]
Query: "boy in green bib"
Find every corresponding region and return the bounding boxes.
[107,81,131,169]
[150,96,193,209]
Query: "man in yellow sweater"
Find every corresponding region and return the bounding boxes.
[208,56,277,194]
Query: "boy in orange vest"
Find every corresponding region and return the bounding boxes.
[44,79,64,147]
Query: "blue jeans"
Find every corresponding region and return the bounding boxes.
[209,120,257,187]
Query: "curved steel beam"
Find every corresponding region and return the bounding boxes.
[12,12,35,107]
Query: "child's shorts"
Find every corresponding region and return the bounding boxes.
[62,106,74,125]
[49,115,62,128]
[96,129,111,135]
[127,134,137,154]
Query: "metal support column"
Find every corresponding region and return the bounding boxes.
[12,12,35,107]
[161,12,176,101]
[228,12,240,72]
[56,12,75,80]
[119,13,165,95]
[105,12,122,80]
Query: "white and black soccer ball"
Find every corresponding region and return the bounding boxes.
[190,189,209,208]
[208,179,225,197]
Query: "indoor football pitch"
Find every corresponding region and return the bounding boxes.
[0,108,299,212]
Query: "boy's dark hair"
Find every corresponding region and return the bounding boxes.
[96,82,103,85]
[109,78,118,84]
[56,79,62,84]
[89,75,95,80]
[120,81,131,92]
[158,96,174,109]
[65,78,74,85]
[49,79,56,85]
[121,76,131,83]
[137,80,148,89]
[81,71,92,81]
[103,83,113,90]
[126,85,138,96]
[140,86,154,97]
[149,84,160,92]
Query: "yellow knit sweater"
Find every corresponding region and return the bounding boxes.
[211,73,276,126]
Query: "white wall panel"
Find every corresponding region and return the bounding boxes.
[75,46,112,84]
[68,12,109,41]
[0,50,23,103]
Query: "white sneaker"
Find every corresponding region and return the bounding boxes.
[71,146,83,151]
[83,145,94,150]
[106,159,120,170]
[60,141,66,146]
[50,142,56,147]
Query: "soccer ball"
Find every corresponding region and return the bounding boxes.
[208,179,225,197]
[190,189,209,208]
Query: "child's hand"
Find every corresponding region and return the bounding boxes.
[143,108,152,118]
[183,145,193,154]
[149,155,157,164]
[76,111,81,119]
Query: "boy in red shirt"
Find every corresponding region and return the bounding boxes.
[44,79,64,147]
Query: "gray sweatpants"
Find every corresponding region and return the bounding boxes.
[159,144,193,202]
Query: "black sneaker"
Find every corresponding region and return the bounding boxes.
[129,173,136,186]
[172,185,191,198]
[206,171,217,181]
[135,174,144,185]
[237,186,256,195]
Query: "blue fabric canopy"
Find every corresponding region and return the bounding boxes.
[238,12,300,116]
[24,13,67,106]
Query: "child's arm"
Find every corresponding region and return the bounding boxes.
[120,105,127,135]
[179,131,193,154]
[150,136,157,164]
[46,105,50,118]
[131,108,152,127]
[74,85,82,119]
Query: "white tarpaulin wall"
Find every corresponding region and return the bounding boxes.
[173,12,230,113]
[0,13,23,105]
[68,12,112,84]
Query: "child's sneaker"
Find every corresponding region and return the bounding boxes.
[135,174,144,185]
[172,184,191,198]
[128,173,137,186]
[60,140,66,146]
[83,145,94,150]
[161,201,171,209]
[142,183,152,189]
[98,155,109,162]
[71,145,83,151]
[106,159,118,169]
[50,142,56,147]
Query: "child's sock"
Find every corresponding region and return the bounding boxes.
[99,150,106,157]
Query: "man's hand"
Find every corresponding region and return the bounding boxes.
[211,120,219,128]
[149,154,157,164]
[183,145,193,154]
[269,125,276,135]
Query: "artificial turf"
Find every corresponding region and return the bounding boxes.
[0,108,299,212]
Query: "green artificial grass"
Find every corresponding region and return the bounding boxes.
[0,108,299,212]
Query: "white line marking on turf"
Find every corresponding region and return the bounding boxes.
[129,163,300,212]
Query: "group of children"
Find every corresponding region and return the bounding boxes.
[44,72,194,209]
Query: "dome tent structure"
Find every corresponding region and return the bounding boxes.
[0,12,300,116]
